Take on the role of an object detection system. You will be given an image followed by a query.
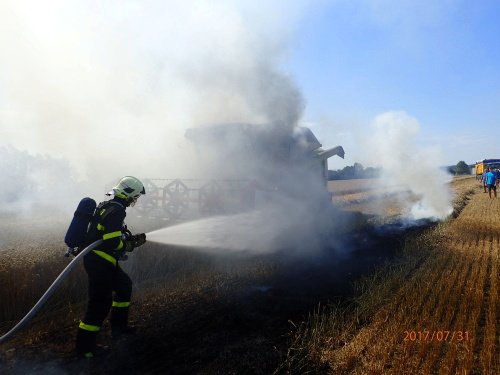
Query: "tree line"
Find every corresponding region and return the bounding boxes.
[328,160,471,180]
[447,161,472,176]
[328,163,381,180]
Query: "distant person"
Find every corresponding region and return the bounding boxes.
[76,176,147,358]
[483,168,497,199]
[482,169,488,193]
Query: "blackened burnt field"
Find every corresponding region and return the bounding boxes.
[0,178,472,374]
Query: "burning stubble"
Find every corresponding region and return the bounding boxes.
[363,111,453,221]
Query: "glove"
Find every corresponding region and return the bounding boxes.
[123,240,135,252]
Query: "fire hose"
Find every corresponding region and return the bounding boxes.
[0,240,103,345]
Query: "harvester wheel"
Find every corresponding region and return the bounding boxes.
[198,181,223,214]
[163,179,189,219]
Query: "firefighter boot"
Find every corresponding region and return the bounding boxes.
[75,328,98,358]
[110,305,135,339]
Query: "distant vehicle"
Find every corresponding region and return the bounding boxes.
[132,123,345,220]
[474,159,500,180]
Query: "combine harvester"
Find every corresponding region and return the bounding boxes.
[132,123,345,220]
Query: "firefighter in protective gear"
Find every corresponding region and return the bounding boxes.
[76,176,146,358]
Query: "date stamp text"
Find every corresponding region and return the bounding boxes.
[403,330,470,343]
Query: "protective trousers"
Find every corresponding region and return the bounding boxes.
[76,251,132,357]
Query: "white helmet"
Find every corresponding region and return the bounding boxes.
[109,176,146,204]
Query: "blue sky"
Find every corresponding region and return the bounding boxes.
[284,0,500,167]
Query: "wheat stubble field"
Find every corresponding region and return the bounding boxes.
[0,176,497,374]
[284,176,498,374]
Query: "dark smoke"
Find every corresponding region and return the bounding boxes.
[249,65,305,131]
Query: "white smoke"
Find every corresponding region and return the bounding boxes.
[0,0,314,212]
[364,111,453,220]
[0,145,85,215]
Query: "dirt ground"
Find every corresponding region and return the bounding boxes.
[0,177,474,374]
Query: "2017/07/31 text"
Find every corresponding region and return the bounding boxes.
[403,331,470,342]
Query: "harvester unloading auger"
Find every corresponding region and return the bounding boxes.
[132,123,345,220]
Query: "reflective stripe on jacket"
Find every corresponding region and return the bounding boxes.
[86,198,128,264]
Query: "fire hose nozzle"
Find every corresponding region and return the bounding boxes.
[132,233,146,242]
[130,233,146,247]
[121,233,146,249]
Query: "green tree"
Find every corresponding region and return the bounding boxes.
[455,161,470,175]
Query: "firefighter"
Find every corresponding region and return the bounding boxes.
[76,176,147,358]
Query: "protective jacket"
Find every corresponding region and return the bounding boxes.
[85,198,129,264]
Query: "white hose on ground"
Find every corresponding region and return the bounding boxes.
[0,240,103,345]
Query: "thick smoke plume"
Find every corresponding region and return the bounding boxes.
[0,0,311,213]
[0,1,452,258]
[364,111,453,221]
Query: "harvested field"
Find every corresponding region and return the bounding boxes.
[283,176,498,374]
[0,176,496,374]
